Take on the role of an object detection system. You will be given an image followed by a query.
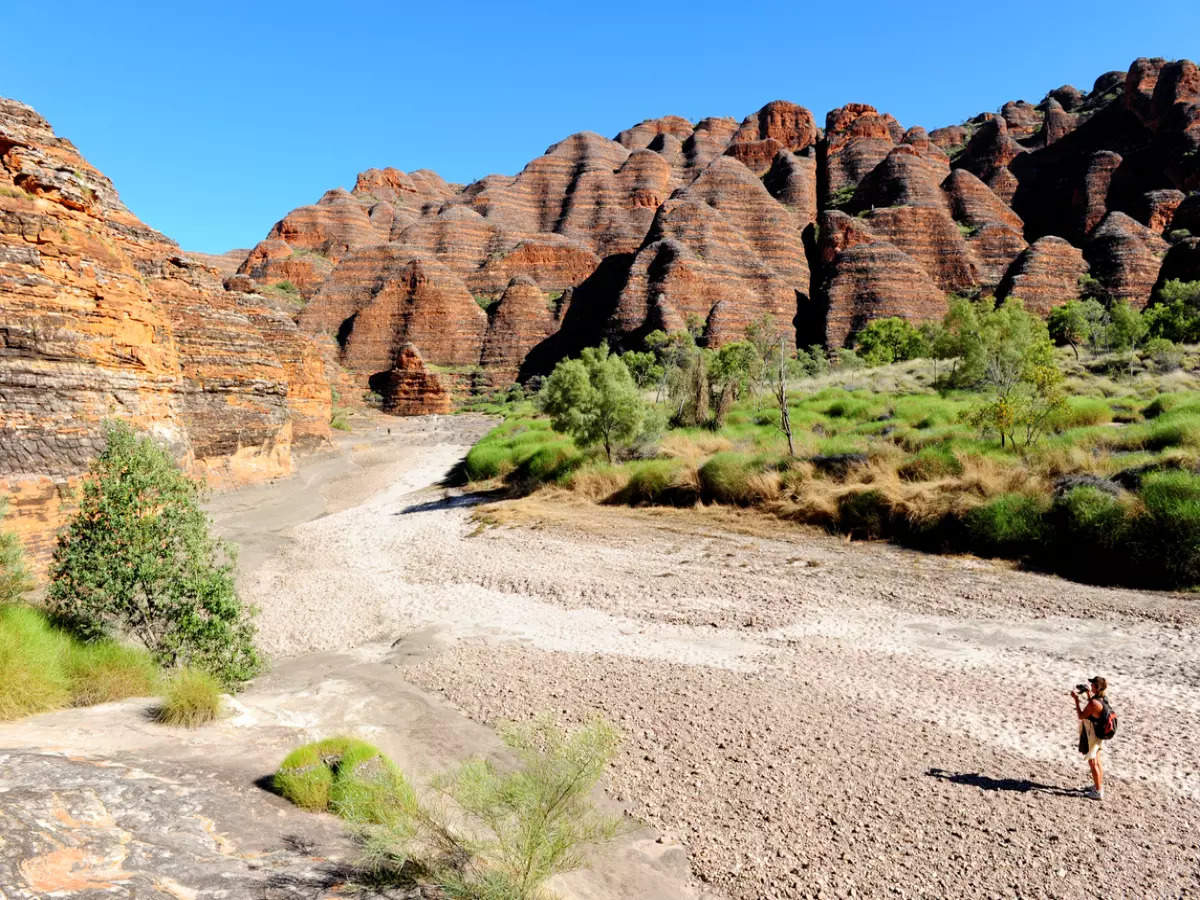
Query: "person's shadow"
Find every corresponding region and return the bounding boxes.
[926,768,1085,797]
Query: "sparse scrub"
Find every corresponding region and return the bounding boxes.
[467,329,1200,587]
[156,667,222,727]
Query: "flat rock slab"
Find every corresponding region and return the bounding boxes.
[0,641,704,900]
[0,751,360,899]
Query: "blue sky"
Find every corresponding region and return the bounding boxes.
[3,1,1197,253]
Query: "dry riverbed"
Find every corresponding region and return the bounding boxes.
[216,413,1199,899]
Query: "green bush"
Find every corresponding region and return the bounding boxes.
[698,453,768,505]
[157,668,222,727]
[361,715,622,900]
[47,422,260,687]
[275,737,417,826]
[1143,413,1200,451]
[1134,471,1200,587]
[1044,486,1129,580]
[512,440,582,484]
[897,446,963,481]
[965,494,1047,557]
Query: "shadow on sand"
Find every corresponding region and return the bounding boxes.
[926,768,1085,797]
[396,489,506,515]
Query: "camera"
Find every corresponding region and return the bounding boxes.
[1074,683,1089,695]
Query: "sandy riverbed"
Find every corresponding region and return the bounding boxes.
[210,413,1200,899]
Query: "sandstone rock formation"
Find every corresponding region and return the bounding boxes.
[180,58,1200,391]
[0,97,330,567]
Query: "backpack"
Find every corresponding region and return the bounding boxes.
[1094,697,1118,740]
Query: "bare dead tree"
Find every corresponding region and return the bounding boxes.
[775,336,795,456]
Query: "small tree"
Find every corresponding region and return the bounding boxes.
[618,349,662,390]
[708,340,757,428]
[47,422,260,686]
[1107,300,1148,374]
[1047,301,1088,359]
[773,337,796,456]
[0,497,32,605]
[1144,279,1200,343]
[539,344,645,462]
[360,716,623,900]
[854,317,929,366]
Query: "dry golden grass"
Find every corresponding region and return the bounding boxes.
[659,432,733,462]
[564,465,628,500]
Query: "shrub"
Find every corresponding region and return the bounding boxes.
[1134,471,1200,587]
[1049,397,1114,430]
[1143,413,1200,451]
[275,737,417,827]
[361,715,622,900]
[965,494,1047,557]
[157,668,222,727]
[47,422,260,687]
[512,440,582,485]
[1043,486,1129,580]
[897,446,963,481]
[539,343,645,461]
[854,317,929,366]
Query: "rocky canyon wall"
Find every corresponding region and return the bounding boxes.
[0,98,331,566]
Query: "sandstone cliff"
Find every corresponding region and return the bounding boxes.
[0,98,331,567]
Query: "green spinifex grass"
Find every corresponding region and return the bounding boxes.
[0,604,160,720]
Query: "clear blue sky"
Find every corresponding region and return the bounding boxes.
[3,1,1197,253]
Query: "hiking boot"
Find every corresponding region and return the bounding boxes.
[1085,787,1103,801]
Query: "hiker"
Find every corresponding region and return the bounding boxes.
[1071,676,1114,800]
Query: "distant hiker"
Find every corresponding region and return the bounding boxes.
[1071,676,1116,800]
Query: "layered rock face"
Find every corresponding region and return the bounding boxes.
[0,98,331,566]
[236,55,1199,385]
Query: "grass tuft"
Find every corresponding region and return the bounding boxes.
[157,668,222,727]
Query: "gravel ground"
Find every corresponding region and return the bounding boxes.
[216,414,1200,900]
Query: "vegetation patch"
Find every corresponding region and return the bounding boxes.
[156,668,222,727]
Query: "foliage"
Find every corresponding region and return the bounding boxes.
[1143,337,1183,372]
[854,317,929,366]
[1106,300,1148,353]
[276,737,419,827]
[835,348,865,370]
[618,349,662,389]
[1134,471,1200,587]
[540,344,645,462]
[357,715,622,900]
[1047,301,1089,358]
[46,422,260,687]
[708,340,758,427]
[157,668,222,727]
[274,280,299,295]
[944,298,1064,447]
[0,498,32,606]
[1144,280,1200,344]
[0,604,160,720]
[965,494,1047,556]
